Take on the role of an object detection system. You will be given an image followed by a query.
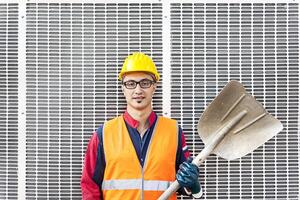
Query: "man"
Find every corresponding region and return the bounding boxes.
[81,52,202,199]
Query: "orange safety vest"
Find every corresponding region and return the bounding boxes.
[102,115,178,200]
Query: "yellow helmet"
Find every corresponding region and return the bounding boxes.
[119,52,160,81]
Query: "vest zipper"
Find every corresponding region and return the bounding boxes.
[141,166,144,200]
[141,117,159,200]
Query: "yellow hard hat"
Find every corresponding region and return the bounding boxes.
[119,52,160,81]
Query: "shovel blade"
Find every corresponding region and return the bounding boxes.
[198,80,283,160]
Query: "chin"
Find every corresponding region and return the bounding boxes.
[130,102,148,110]
[133,105,147,110]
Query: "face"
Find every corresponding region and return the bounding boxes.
[122,72,157,111]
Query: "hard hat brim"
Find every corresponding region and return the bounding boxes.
[119,70,159,82]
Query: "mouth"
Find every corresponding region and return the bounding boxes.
[133,97,145,103]
[133,97,145,100]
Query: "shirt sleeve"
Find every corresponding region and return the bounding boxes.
[176,127,203,199]
[176,126,192,196]
[176,126,191,171]
[81,128,105,200]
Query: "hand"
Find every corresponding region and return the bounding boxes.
[176,158,201,194]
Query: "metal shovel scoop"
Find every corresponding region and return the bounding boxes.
[158,80,283,200]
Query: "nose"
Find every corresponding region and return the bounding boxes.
[134,84,143,94]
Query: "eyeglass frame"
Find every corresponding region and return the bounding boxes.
[122,78,156,89]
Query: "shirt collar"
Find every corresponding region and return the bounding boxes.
[123,110,157,129]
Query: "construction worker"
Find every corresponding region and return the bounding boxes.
[81,52,202,199]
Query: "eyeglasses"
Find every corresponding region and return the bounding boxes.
[122,79,156,89]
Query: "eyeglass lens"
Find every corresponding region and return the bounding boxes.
[123,79,154,89]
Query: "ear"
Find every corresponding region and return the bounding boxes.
[152,83,157,95]
[122,84,125,94]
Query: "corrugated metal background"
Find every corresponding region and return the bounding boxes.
[0,3,18,199]
[170,3,299,199]
[0,1,299,199]
[25,2,163,199]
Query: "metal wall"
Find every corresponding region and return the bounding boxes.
[0,0,299,199]
[0,3,18,199]
[25,2,163,199]
[169,3,299,199]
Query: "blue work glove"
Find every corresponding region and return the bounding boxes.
[176,158,201,194]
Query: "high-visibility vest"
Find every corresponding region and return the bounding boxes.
[102,115,178,200]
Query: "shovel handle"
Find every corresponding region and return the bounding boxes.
[157,152,206,200]
[157,148,213,200]
[158,110,248,200]
[158,180,181,200]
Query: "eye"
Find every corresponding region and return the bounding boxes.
[140,80,152,87]
[124,81,136,88]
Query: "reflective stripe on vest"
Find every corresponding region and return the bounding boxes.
[102,116,178,200]
[102,179,172,191]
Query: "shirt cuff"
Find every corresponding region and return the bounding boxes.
[183,187,192,196]
[192,188,203,199]
[183,187,203,199]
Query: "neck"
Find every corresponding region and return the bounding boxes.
[127,106,152,132]
[127,107,152,124]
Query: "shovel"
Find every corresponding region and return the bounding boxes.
[158,80,283,200]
